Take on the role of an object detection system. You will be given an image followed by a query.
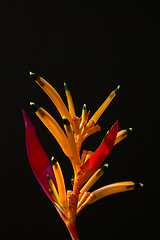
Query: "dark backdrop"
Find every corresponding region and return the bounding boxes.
[1,2,155,240]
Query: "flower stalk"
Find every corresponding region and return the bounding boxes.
[22,72,143,239]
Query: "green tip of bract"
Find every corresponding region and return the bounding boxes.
[83,104,86,110]
[64,82,69,91]
[62,116,70,126]
[127,128,133,134]
[51,156,58,166]
[47,174,51,181]
[101,163,109,172]
[102,130,109,141]
[114,85,120,94]
[49,189,53,195]
[29,72,40,80]
[30,102,40,112]
[134,182,143,189]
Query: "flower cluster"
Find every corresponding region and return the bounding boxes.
[22,72,142,240]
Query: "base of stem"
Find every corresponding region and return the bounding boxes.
[65,221,79,240]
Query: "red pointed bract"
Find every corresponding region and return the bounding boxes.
[22,109,57,203]
[74,121,118,193]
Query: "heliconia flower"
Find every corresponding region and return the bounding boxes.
[22,72,143,240]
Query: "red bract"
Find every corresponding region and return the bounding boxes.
[22,109,57,203]
[74,121,118,193]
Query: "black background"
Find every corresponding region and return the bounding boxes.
[1,2,156,240]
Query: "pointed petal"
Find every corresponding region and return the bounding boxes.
[77,193,96,214]
[63,117,81,167]
[114,128,132,145]
[90,85,120,124]
[47,175,62,207]
[84,151,94,162]
[22,109,56,203]
[79,163,108,197]
[77,182,142,213]
[64,82,76,118]
[77,192,90,209]
[80,150,88,163]
[82,124,101,141]
[30,72,73,123]
[30,102,72,157]
[51,157,67,208]
[74,121,118,194]
[88,181,143,204]
[80,104,87,125]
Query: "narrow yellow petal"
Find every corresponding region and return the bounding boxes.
[30,102,71,157]
[114,128,132,145]
[82,124,101,141]
[80,164,108,197]
[80,104,86,130]
[72,117,80,134]
[82,119,95,135]
[63,117,81,167]
[88,181,142,205]
[30,72,72,123]
[77,182,143,213]
[84,151,94,162]
[51,157,67,208]
[77,192,90,209]
[81,150,88,163]
[47,175,62,207]
[64,83,76,118]
[90,85,120,124]
[76,193,96,214]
